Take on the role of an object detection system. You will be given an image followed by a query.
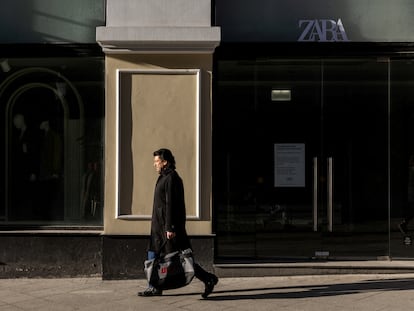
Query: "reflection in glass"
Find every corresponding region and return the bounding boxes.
[1,56,104,225]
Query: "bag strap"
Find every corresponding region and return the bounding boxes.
[159,239,168,252]
[159,237,183,254]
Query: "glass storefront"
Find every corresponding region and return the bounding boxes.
[213,51,414,261]
[0,48,104,226]
[0,1,105,228]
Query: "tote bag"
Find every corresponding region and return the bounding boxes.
[144,248,195,290]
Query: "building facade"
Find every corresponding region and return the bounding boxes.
[212,0,414,265]
[96,0,220,278]
[0,0,106,277]
[2,0,414,279]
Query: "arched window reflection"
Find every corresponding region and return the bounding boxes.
[1,58,104,225]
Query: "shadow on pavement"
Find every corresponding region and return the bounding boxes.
[164,278,414,300]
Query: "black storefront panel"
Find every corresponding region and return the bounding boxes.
[216,0,414,43]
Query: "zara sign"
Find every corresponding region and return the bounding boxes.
[216,0,414,42]
[298,19,350,42]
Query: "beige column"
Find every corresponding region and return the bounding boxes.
[96,0,220,235]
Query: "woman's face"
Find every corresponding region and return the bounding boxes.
[153,155,167,174]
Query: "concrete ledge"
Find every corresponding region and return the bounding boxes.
[214,261,414,277]
[0,235,102,278]
[96,26,221,53]
[0,230,103,236]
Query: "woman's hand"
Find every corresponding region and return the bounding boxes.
[166,231,176,239]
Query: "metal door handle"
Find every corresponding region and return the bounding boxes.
[313,157,318,232]
[327,157,333,232]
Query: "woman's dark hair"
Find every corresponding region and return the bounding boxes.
[153,148,176,169]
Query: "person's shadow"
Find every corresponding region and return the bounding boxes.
[164,278,414,300]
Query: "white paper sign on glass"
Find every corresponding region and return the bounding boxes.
[274,143,305,187]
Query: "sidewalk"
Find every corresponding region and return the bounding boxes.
[1,274,414,310]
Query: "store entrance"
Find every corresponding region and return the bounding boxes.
[214,58,390,260]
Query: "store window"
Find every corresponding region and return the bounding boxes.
[213,49,414,260]
[0,51,104,225]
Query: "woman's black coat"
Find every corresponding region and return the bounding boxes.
[149,167,192,254]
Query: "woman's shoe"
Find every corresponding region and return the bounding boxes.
[138,287,163,297]
[202,275,218,298]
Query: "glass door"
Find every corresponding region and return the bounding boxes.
[321,60,389,259]
[254,60,323,259]
[214,58,391,261]
[390,59,414,259]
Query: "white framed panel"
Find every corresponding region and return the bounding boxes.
[115,69,201,220]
